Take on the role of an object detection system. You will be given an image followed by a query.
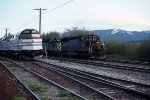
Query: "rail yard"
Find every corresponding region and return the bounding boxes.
[0,55,150,100]
[1,0,150,99]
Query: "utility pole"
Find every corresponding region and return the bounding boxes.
[5,28,9,38]
[34,8,47,35]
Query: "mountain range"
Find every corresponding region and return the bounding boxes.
[92,29,150,41]
[62,29,150,42]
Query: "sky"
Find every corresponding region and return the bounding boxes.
[0,0,150,37]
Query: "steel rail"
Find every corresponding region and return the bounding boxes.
[48,56,150,66]
[36,58,150,87]
[0,61,40,100]
[49,57,150,73]
[70,59,150,73]
[99,59,150,66]
[30,62,116,100]
[4,58,88,100]
[32,61,150,99]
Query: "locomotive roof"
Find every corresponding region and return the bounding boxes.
[61,34,98,41]
[20,29,39,34]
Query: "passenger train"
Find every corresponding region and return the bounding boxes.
[0,29,42,57]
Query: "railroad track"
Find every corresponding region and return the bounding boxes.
[55,57,150,73]
[46,57,150,86]
[47,56,150,65]
[2,56,150,100]
[1,57,85,100]
[17,61,116,100]
[0,61,40,100]
[99,59,150,66]
[30,60,150,100]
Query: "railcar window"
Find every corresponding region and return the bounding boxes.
[23,31,30,34]
[31,34,40,38]
[20,33,40,39]
[20,34,31,39]
[94,36,100,41]
[86,35,99,41]
[32,30,38,33]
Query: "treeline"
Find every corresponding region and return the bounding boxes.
[105,40,150,62]
[42,27,91,41]
[42,31,61,41]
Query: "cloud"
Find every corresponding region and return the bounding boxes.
[100,11,149,27]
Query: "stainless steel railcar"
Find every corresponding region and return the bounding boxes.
[0,29,43,57]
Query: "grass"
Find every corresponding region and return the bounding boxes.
[28,83,47,92]
[12,96,26,100]
[58,90,81,100]
[71,96,81,100]
[40,96,48,100]
[106,54,130,60]
[58,90,70,97]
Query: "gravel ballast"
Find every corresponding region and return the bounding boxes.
[0,62,35,100]
[35,57,150,86]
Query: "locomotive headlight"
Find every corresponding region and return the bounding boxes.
[96,42,99,43]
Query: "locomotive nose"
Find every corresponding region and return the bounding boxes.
[91,41,101,52]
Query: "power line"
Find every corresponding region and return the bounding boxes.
[12,0,74,33]
[42,0,74,15]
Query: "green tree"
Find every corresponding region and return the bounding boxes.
[42,31,61,41]
[63,27,92,37]
[105,40,140,60]
[137,40,150,61]
[105,40,119,55]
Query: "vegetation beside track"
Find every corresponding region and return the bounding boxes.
[105,40,150,62]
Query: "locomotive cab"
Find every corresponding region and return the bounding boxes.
[19,29,41,39]
[85,34,105,56]
[18,29,43,57]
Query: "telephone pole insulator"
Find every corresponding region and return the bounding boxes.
[34,8,47,35]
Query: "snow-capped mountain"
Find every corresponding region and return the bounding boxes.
[92,29,150,41]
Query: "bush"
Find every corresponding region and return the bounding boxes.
[28,83,47,92]
[105,40,150,62]
[137,40,150,61]
[42,31,61,41]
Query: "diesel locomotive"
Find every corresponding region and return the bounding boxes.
[43,34,105,58]
[0,29,43,57]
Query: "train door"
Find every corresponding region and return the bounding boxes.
[17,35,21,51]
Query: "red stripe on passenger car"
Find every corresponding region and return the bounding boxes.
[17,42,42,44]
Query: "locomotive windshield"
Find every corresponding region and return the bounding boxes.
[19,29,41,39]
[86,35,100,41]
